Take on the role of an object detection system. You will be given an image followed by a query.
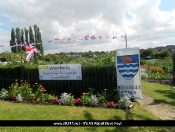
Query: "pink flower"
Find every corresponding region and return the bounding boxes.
[108,101,115,107]
[75,98,82,105]
[53,97,59,103]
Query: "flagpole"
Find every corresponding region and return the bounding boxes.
[125,33,127,48]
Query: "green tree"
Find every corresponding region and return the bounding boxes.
[16,27,21,52]
[29,26,34,43]
[10,28,16,53]
[33,25,44,55]
[24,28,29,44]
[20,29,25,51]
[140,48,154,59]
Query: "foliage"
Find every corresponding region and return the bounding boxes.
[141,73,149,80]
[81,93,90,106]
[59,92,75,106]
[0,88,8,100]
[16,93,23,102]
[88,95,98,106]
[97,89,107,105]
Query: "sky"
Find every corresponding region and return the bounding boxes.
[0,0,175,55]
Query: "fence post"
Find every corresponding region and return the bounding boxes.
[173,52,175,86]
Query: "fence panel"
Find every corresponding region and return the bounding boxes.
[0,67,117,97]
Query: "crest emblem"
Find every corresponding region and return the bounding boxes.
[117,54,139,80]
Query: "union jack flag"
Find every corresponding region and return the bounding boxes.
[26,51,34,61]
[93,53,97,58]
[24,43,42,61]
[67,38,71,42]
[112,36,117,39]
[99,36,103,39]
[91,35,96,40]
[54,38,59,42]
[85,35,89,40]
[48,40,52,43]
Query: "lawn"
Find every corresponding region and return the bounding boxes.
[142,81,175,106]
[0,81,174,132]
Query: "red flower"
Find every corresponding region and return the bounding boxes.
[75,98,82,105]
[12,95,16,100]
[53,97,59,103]
[108,101,115,107]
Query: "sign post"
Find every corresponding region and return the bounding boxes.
[116,47,142,99]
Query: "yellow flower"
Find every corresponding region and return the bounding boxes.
[37,99,40,102]
[86,93,89,95]
[69,93,72,95]
[82,93,85,95]
[6,94,8,97]
[104,89,107,91]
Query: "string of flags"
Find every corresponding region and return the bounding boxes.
[0,35,126,48]
[47,35,125,44]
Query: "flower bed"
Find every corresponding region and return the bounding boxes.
[0,80,127,109]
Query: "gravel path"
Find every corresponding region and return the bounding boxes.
[136,94,175,120]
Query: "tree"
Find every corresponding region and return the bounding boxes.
[16,27,21,52]
[29,26,34,43]
[20,29,25,51]
[24,28,29,43]
[33,25,44,55]
[9,25,43,56]
[10,28,16,53]
[140,48,154,59]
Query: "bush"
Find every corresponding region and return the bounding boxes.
[141,73,148,80]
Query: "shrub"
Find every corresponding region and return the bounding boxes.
[141,73,149,80]
[88,95,98,106]
[0,88,8,100]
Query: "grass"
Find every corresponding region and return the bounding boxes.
[142,81,175,106]
[0,81,174,132]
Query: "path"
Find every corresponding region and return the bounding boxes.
[136,94,175,120]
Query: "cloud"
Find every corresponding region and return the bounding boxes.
[0,0,175,55]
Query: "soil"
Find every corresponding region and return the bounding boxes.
[136,94,175,120]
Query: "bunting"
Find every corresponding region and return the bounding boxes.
[0,35,126,48]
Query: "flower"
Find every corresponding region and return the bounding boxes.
[12,95,16,100]
[75,98,82,105]
[36,98,40,102]
[108,101,116,107]
[53,97,59,103]
[104,89,107,91]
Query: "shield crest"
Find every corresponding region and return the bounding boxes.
[117,54,139,80]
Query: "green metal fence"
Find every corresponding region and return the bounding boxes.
[0,67,117,97]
